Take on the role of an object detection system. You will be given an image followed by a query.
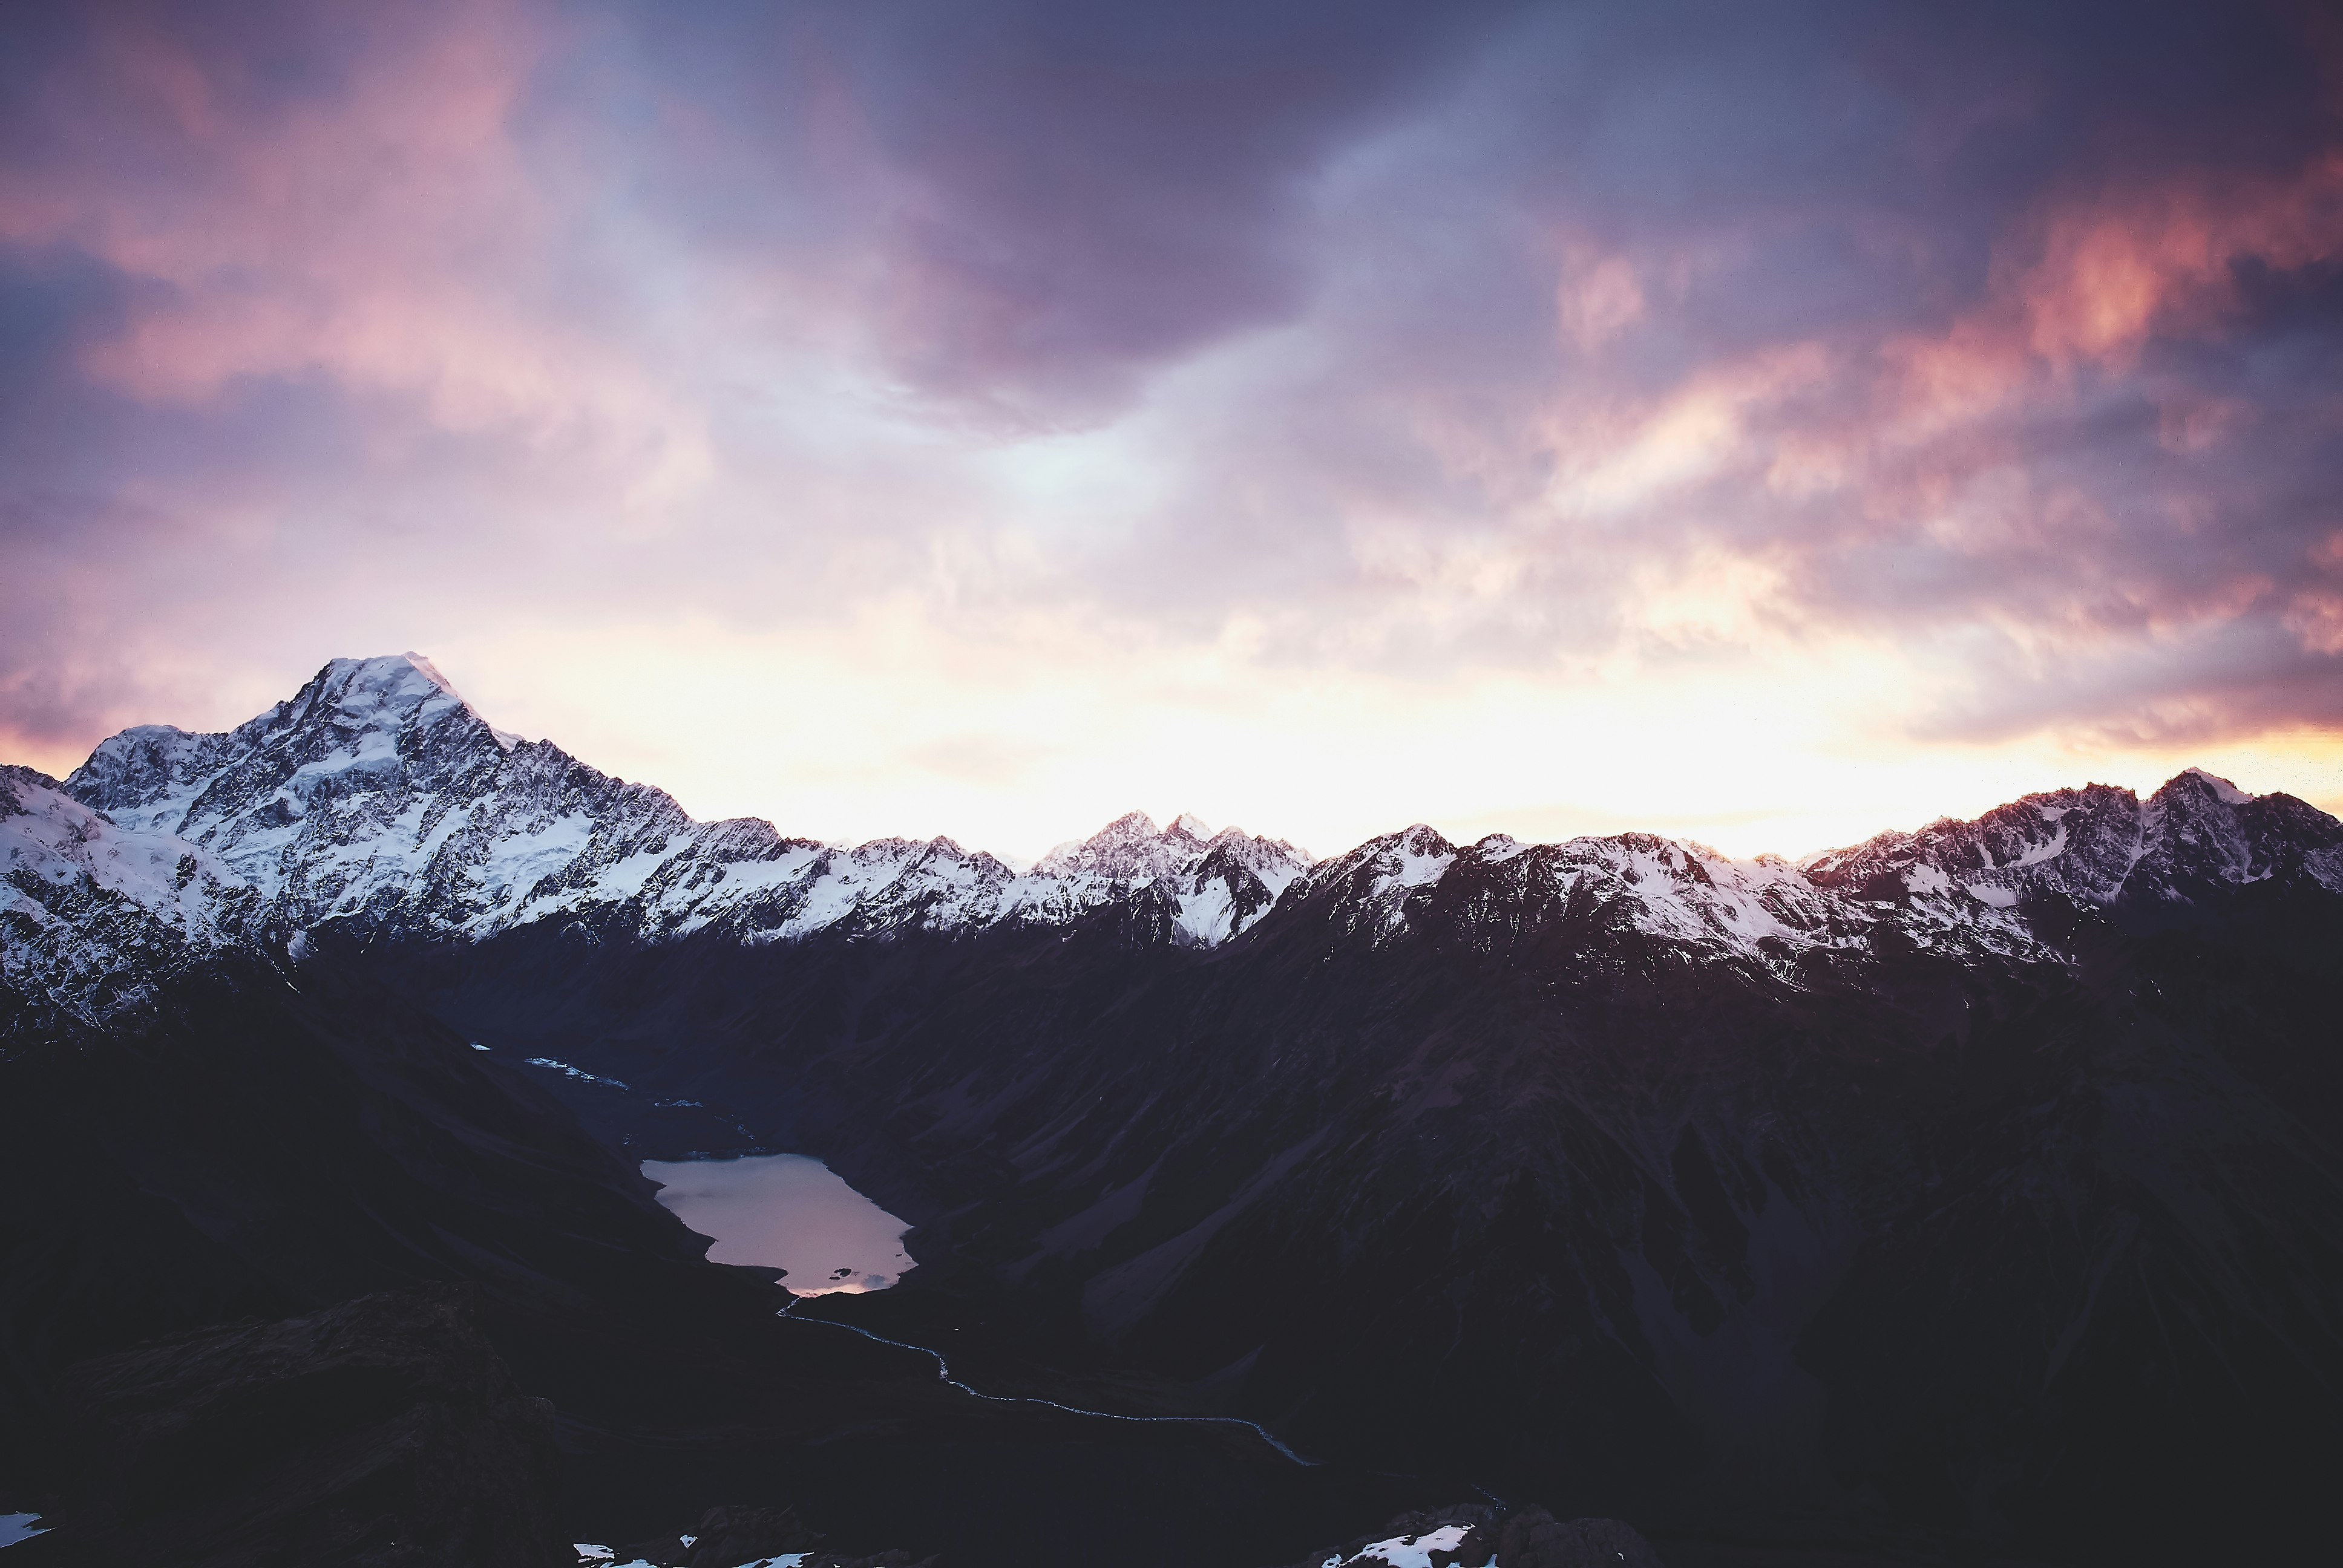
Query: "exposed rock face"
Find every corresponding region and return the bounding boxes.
[601,1504,940,1568]
[1805,767,2343,919]
[683,1504,826,1566]
[1291,1503,1657,1568]
[1496,1507,1663,1568]
[627,1504,830,1567]
[1,764,250,1027]
[1438,1527,1491,1568]
[51,1285,567,1568]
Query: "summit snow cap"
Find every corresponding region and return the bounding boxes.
[300,653,523,752]
[2172,766,2254,806]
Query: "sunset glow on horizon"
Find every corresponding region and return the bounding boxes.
[6,1,2341,861]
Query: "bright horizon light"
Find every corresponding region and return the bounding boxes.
[12,635,2338,867]
[4,3,2339,860]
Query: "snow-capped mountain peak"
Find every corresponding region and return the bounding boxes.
[68,654,519,842]
[1803,769,2342,913]
[28,661,2343,967]
[2172,766,2253,806]
[2,765,254,1022]
[47,664,1326,951]
[311,652,523,751]
[1037,810,1182,881]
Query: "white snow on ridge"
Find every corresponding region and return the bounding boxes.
[55,660,1322,951]
[1,766,255,1023]
[30,655,2343,970]
[525,1057,631,1090]
[1,769,244,944]
[0,1513,49,1549]
[2181,766,2252,806]
[1799,766,2343,923]
[1536,836,1876,959]
[1383,827,1456,892]
[1322,1524,1490,1568]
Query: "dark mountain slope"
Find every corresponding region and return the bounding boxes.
[26,1285,571,1568]
[379,834,2343,1564]
[1,947,782,1486]
[2,763,1430,1568]
[0,952,1422,1567]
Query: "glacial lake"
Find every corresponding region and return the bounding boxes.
[641,1153,915,1295]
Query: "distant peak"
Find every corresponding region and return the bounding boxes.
[398,650,460,693]
[1396,823,1455,855]
[1170,811,1211,840]
[300,654,517,750]
[2171,766,2253,806]
[1035,809,1218,879]
[321,652,465,700]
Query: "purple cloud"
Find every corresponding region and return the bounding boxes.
[1,0,2340,796]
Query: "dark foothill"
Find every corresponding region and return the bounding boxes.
[1496,1507,1663,1568]
[611,1505,937,1568]
[684,1504,824,1566]
[39,1284,569,1568]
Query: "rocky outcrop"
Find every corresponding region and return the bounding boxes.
[684,1504,827,1566]
[1286,1503,1660,1568]
[598,1504,939,1568]
[1495,1507,1663,1567]
[43,1285,567,1568]
[1805,767,2343,921]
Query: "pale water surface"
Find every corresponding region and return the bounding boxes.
[642,1153,914,1295]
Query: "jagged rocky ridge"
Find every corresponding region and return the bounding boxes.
[31,654,2343,996]
[56,653,1309,954]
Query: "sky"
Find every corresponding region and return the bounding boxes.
[4,0,2341,861]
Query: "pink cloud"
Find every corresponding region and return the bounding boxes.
[0,2,709,495]
[2016,155,2343,366]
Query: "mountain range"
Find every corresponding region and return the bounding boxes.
[7,652,2342,1566]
